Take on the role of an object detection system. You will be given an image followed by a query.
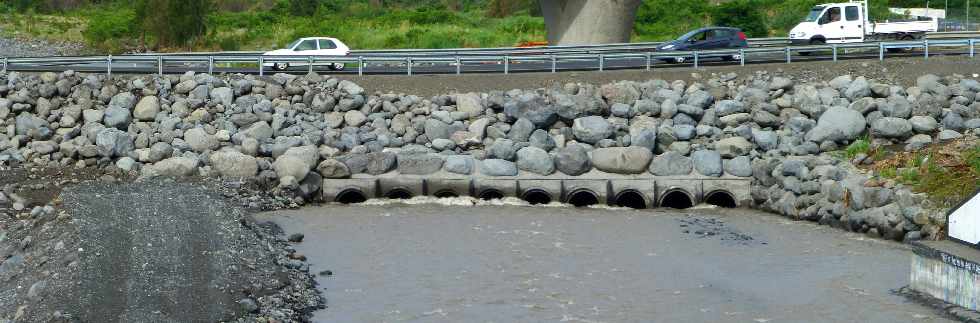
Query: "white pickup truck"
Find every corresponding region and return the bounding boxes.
[789,0,938,46]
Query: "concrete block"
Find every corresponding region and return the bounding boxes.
[610,179,657,209]
[656,179,702,208]
[563,179,610,205]
[518,179,563,205]
[702,178,752,207]
[474,178,518,200]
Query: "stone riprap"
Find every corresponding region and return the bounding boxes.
[0,70,977,242]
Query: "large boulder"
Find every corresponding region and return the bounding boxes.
[133,96,160,121]
[871,117,913,138]
[715,137,753,158]
[317,159,351,179]
[184,128,218,153]
[273,155,311,180]
[909,116,938,133]
[454,92,484,117]
[209,150,258,178]
[649,152,692,176]
[516,147,555,175]
[554,145,592,176]
[95,128,134,157]
[444,155,475,175]
[572,116,613,144]
[590,147,653,174]
[805,106,867,143]
[143,157,199,177]
[397,153,445,175]
[692,150,722,177]
[723,156,752,177]
[480,159,518,176]
[365,152,397,175]
[424,119,452,140]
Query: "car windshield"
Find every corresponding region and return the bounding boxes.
[805,6,825,22]
[677,29,704,41]
[286,39,302,50]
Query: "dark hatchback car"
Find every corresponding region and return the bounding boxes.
[655,27,749,63]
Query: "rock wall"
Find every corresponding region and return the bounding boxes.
[1,70,977,241]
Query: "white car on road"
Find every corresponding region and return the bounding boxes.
[263,37,350,71]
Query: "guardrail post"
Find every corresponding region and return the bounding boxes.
[879,42,884,61]
[551,55,557,73]
[407,58,412,76]
[157,56,164,75]
[739,49,745,66]
[785,47,791,63]
[107,55,112,78]
[645,52,652,70]
[455,56,461,75]
[258,57,264,76]
[599,54,605,71]
[358,56,364,76]
[971,39,976,58]
[1,57,6,73]
[693,52,699,68]
[208,56,214,75]
[832,45,837,62]
[308,56,314,74]
[924,39,929,59]
[504,56,510,74]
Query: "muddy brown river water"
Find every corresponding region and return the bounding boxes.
[259,200,953,323]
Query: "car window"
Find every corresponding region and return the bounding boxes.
[845,6,859,21]
[709,30,730,39]
[318,39,337,49]
[286,39,302,50]
[294,40,317,51]
[689,31,708,42]
[824,7,841,23]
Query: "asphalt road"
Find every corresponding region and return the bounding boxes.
[3,47,970,76]
[260,202,954,323]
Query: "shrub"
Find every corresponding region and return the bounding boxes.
[83,7,136,43]
[712,0,769,37]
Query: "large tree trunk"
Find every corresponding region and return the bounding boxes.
[539,0,642,45]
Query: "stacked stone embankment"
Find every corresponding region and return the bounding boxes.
[1,70,977,241]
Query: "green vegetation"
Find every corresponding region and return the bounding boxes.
[873,143,980,207]
[2,0,979,53]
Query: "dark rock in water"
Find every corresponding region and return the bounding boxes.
[287,233,305,243]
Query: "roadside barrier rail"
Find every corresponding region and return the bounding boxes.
[2,38,978,77]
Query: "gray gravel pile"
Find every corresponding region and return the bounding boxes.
[0,35,88,58]
[0,180,323,322]
[0,69,977,240]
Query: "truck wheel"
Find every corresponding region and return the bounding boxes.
[800,39,824,56]
[273,62,289,71]
[887,35,915,53]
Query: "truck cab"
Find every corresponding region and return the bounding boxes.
[790,2,868,45]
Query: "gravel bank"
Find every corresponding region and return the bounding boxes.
[0,34,88,58]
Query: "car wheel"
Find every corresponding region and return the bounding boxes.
[673,56,686,64]
[724,54,741,61]
[330,63,345,71]
[273,62,289,71]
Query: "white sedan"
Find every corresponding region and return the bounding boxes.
[263,37,350,71]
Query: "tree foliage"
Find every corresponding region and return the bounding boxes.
[712,0,768,37]
[133,0,211,48]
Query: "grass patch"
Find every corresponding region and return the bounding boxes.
[871,140,980,208]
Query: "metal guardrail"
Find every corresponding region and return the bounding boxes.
[1,38,977,77]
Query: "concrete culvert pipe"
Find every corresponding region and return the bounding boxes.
[567,189,599,207]
[434,190,459,198]
[614,190,647,209]
[336,189,368,204]
[704,190,737,208]
[478,189,505,201]
[659,189,694,209]
[522,189,553,205]
[385,188,414,200]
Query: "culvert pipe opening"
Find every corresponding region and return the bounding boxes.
[478,189,504,201]
[385,188,414,200]
[522,189,553,205]
[567,190,599,207]
[705,191,737,208]
[434,190,459,198]
[336,189,367,204]
[614,190,647,209]
[660,190,694,209]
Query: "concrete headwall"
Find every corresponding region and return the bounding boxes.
[539,0,643,45]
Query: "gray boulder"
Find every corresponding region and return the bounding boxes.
[723,156,752,177]
[509,118,535,142]
[184,128,217,153]
[103,106,132,130]
[572,116,612,144]
[715,137,753,158]
[143,157,199,177]
[209,150,258,178]
[805,106,867,142]
[909,116,938,133]
[397,153,445,175]
[133,96,159,121]
[444,155,475,175]
[317,159,351,179]
[480,159,518,176]
[488,138,517,161]
[516,147,555,175]
[714,100,745,117]
[649,151,692,176]
[555,144,592,176]
[871,117,913,138]
[365,152,397,175]
[95,128,134,157]
[273,155,311,180]
[424,119,452,140]
[590,147,653,174]
[692,150,723,177]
